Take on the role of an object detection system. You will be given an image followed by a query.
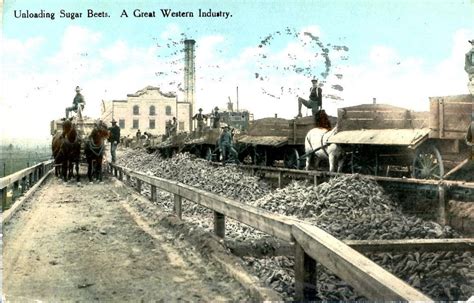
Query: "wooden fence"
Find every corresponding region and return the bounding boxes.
[109,163,436,301]
[0,160,54,210]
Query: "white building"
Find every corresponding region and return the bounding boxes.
[101,86,191,137]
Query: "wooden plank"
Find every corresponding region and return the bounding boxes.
[124,168,296,242]
[3,168,53,223]
[345,238,474,253]
[0,160,54,189]
[292,223,431,301]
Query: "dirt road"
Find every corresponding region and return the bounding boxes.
[3,176,251,301]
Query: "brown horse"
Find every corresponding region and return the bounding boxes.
[51,119,81,181]
[84,121,110,182]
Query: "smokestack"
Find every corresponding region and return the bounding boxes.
[236,86,239,111]
[184,39,196,130]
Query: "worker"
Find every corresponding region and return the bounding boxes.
[108,119,120,163]
[192,108,208,132]
[211,107,221,129]
[466,114,473,146]
[65,86,86,118]
[170,117,177,136]
[297,78,323,125]
[219,125,239,165]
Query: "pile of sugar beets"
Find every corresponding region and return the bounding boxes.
[116,150,473,301]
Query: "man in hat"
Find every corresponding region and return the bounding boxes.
[192,108,208,132]
[211,107,221,129]
[169,117,178,136]
[108,119,121,163]
[66,86,86,118]
[297,79,323,125]
[219,125,239,165]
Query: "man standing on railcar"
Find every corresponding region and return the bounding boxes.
[297,78,323,125]
[211,107,221,129]
[192,108,208,132]
[219,125,238,165]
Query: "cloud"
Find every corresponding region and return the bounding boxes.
[341,28,473,112]
[2,24,472,142]
[100,40,129,63]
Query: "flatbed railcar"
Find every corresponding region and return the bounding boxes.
[327,94,473,179]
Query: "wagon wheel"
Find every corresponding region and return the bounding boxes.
[412,144,444,179]
[284,148,302,169]
[350,147,378,175]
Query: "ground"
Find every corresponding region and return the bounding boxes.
[2,176,251,302]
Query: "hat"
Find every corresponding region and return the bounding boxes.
[111,119,117,124]
[75,86,81,92]
[311,78,318,83]
[214,106,219,110]
[198,108,203,111]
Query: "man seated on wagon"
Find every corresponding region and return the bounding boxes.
[66,86,86,119]
[297,78,323,125]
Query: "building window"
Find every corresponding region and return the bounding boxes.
[133,105,140,115]
[179,121,184,131]
[149,119,155,129]
[149,105,156,116]
[133,119,139,129]
[165,105,172,116]
[119,119,125,129]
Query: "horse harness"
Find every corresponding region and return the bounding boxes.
[88,140,105,157]
[306,128,335,159]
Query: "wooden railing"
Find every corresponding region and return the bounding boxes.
[109,163,433,301]
[0,160,54,210]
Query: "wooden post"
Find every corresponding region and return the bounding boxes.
[126,174,131,183]
[12,181,19,201]
[213,211,225,238]
[174,194,182,219]
[278,172,282,188]
[151,185,157,202]
[438,185,447,226]
[136,179,142,194]
[114,167,118,177]
[118,168,123,181]
[21,176,27,193]
[1,187,7,211]
[29,173,33,188]
[313,175,318,186]
[294,242,317,301]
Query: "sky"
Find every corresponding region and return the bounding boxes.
[1,0,473,143]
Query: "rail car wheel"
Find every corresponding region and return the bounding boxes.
[350,147,378,175]
[284,148,302,169]
[412,144,444,179]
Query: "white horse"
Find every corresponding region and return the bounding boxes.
[304,127,344,172]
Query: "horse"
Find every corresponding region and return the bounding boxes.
[304,125,344,173]
[51,119,81,181]
[84,121,110,182]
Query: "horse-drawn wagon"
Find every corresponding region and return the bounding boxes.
[326,94,473,179]
[233,113,335,168]
[51,108,110,182]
